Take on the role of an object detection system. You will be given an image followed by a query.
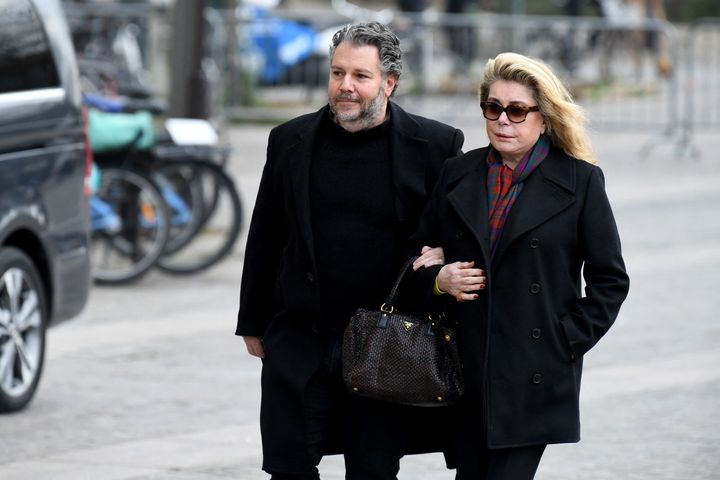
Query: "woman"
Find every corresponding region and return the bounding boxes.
[410,52,630,479]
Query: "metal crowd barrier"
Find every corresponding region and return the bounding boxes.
[60,1,717,157]
[222,8,680,136]
[390,12,679,132]
[679,18,720,158]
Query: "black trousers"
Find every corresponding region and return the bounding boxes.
[344,394,456,480]
[268,338,451,480]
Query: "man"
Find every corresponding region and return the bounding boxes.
[236,22,464,479]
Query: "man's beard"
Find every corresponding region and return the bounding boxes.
[329,86,386,131]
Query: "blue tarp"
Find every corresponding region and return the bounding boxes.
[244,7,318,83]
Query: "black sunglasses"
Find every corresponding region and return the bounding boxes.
[480,101,540,123]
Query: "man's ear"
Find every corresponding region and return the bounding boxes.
[384,74,398,97]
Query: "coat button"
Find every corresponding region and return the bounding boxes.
[306,272,314,282]
[455,230,464,239]
[531,328,541,339]
[529,238,540,248]
[532,373,543,384]
[529,283,541,294]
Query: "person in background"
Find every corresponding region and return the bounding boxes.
[409,52,629,479]
[236,21,464,479]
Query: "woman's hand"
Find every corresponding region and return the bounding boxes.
[413,246,445,271]
[437,261,486,302]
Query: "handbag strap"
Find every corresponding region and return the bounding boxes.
[380,256,418,314]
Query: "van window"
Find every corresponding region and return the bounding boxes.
[0,0,61,94]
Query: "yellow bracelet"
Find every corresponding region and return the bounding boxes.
[433,277,447,296]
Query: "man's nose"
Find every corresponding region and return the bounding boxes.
[338,74,354,91]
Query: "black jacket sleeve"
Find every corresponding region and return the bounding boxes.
[559,166,630,357]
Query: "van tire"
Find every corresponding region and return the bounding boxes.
[0,247,47,413]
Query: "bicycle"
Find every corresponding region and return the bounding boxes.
[87,108,243,282]
[89,138,172,284]
[151,141,243,275]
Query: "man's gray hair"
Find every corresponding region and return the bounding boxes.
[329,21,402,95]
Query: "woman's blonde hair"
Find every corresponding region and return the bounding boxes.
[479,52,596,164]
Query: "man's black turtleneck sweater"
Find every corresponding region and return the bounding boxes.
[310,113,400,334]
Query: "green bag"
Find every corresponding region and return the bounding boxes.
[87,108,155,152]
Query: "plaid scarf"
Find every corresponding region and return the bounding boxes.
[487,135,550,257]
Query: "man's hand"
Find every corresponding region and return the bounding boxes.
[436,261,486,302]
[243,336,265,358]
[413,246,445,271]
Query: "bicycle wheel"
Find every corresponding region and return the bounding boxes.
[90,167,170,284]
[156,160,242,275]
[152,168,205,255]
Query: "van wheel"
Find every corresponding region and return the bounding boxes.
[0,247,47,413]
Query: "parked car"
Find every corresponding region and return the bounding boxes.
[0,0,92,412]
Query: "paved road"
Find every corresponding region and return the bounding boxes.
[1,108,719,479]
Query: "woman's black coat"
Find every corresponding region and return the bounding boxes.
[236,102,464,472]
[411,146,629,448]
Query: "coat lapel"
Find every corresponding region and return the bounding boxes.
[388,102,431,223]
[492,150,577,266]
[447,149,492,262]
[287,107,327,267]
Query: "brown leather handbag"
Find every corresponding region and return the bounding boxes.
[342,257,464,407]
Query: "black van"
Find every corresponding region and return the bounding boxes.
[0,0,91,412]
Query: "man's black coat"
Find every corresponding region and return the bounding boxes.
[236,102,464,472]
